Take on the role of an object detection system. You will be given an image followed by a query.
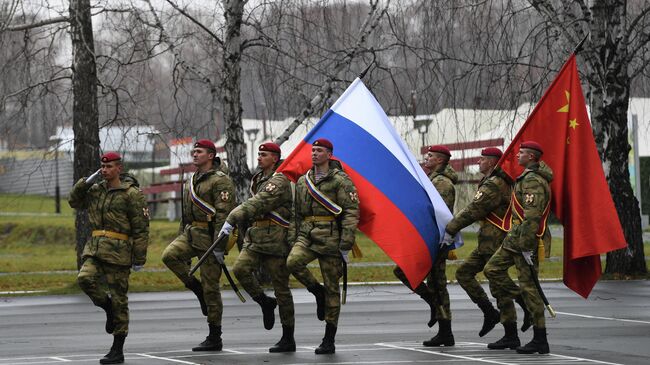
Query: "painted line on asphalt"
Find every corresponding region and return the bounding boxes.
[555,311,650,325]
[376,342,624,365]
[136,353,199,364]
[48,358,70,362]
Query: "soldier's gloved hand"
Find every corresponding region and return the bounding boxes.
[339,249,350,264]
[85,168,102,184]
[132,264,144,272]
[219,221,234,236]
[213,250,225,265]
[439,231,455,249]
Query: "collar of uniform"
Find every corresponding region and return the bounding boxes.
[517,162,540,181]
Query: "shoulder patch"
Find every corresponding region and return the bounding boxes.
[524,193,535,205]
[349,191,359,203]
[265,183,277,192]
[220,191,231,202]
[474,191,483,200]
[143,207,150,219]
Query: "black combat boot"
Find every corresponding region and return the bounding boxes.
[99,334,125,364]
[269,325,296,353]
[477,299,500,337]
[97,296,115,334]
[516,327,550,354]
[192,324,223,351]
[252,294,277,330]
[515,295,532,332]
[488,322,520,350]
[185,277,208,316]
[422,319,455,347]
[306,283,326,321]
[315,323,337,354]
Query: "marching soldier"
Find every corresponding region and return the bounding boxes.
[444,148,515,338]
[394,145,458,347]
[220,142,296,353]
[161,139,236,351]
[484,141,553,354]
[69,152,150,364]
[286,138,360,354]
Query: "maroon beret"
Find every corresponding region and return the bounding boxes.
[313,138,333,151]
[481,147,503,158]
[259,142,281,154]
[520,141,543,154]
[100,152,121,163]
[194,139,216,152]
[428,145,451,157]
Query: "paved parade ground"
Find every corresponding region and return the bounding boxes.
[1,281,649,365]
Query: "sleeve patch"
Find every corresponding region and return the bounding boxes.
[265,183,277,192]
[349,191,359,202]
[220,191,231,202]
[473,191,483,200]
[524,193,535,205]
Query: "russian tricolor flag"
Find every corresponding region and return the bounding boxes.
[278,78,456,288]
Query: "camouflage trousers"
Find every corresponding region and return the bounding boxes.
[233,248,295,327]
[484,246,545,328]
[286,245,343,326]
[77,257,131,336]
[455,248,497,304]
[162,232,223,325]
[393,257,451,321]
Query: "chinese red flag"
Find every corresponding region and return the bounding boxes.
[499,54,627,298]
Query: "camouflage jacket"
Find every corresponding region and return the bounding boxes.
[502,161,553,253]
[69,173,149,267]
[430,164,458,212]
[226,164,293,257]
[446,167,513,255]
[181,168,236,252]
[293,160,360,256]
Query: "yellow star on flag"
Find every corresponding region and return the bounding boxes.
[569,118,579,129]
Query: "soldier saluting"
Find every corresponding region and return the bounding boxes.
[484,141,553,354]
[220,142,296,353]
[286,138,360,354]
[69,152,150,364]
[161,139,236,352]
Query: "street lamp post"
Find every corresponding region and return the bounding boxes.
[50,137,62,214]
[148,133,158,217]
[414,117,431,159]
[245,128,260,169]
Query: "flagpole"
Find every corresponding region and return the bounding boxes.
[573,33,589,55]
[358,50,376,79]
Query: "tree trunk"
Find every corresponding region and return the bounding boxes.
[69,0,100,269]
[222,0,251,203]
[587,0,646,277]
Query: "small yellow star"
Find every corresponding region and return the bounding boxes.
[567,137,570,145]
[569,118,579,129]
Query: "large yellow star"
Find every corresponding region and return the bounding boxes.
[557,91,570,113]
[569,118,579,129]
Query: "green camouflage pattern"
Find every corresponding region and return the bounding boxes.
[485,161,553,328]
[162,166,235,325]
[448,167,512,303]
[227,169,293,257]
[69,173,150,266]
[77,257,131,335]
[162,233,224,325]
[233,248,295,326]
[180,168,236,252]
[286,245,343,326]
[292,160,360,255]
[430,164,457,212]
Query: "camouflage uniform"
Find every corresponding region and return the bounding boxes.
[394,163,457,322]
[286,160,360,327]
[229,167,295,327]
[162,167,236,326]
[70,173,149,337]
[484,162,553,330]
[447,167,512,307]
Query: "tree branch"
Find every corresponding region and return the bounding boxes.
[273,0,389,146]
[164,0,224,46]
[5,16,70,32]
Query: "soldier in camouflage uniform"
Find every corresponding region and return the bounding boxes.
[444,148,514,339]
[484,141,553,354]
[221,142,296,353]
[286,138,360,355]
[69,152,150,364]
[161,139,236,352]
[393,145,458,347]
